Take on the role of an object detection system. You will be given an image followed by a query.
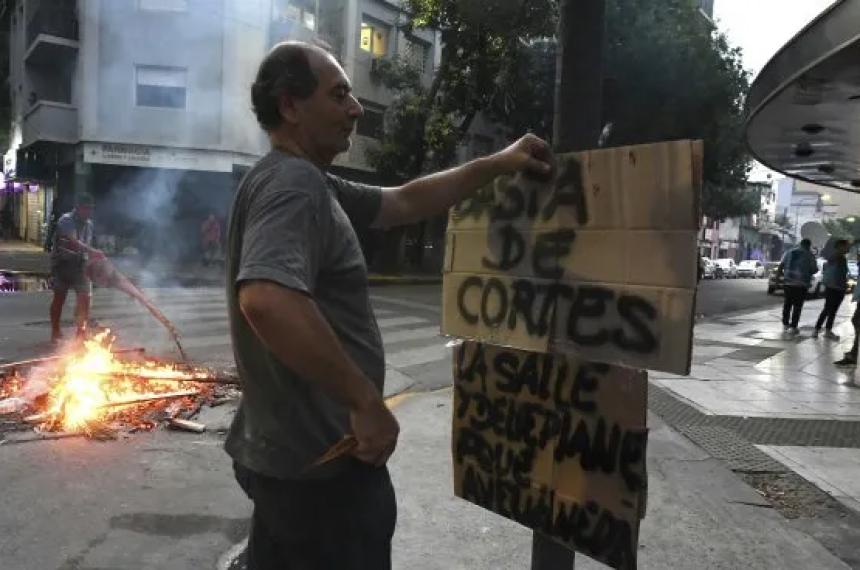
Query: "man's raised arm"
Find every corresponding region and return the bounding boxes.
[372,133,554,229]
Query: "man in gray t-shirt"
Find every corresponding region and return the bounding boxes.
[49,192,102,343]
[228,41,553,569]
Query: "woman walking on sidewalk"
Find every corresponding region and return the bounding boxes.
[813,239,850,340]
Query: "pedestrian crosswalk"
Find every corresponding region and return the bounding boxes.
[86,286,451,393]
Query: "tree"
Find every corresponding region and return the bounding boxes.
[824,217,860,243]
[601,0,753,221]
[365,0,557,272]
[478,0,756,221]
[369,0,754,270]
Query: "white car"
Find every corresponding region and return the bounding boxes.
[737,260,765,278]
[809,258,826,297]
[701,256,716,279]
[714,258,738,278]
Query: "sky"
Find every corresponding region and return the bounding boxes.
[713,0,836,77]
[712,0,837,182]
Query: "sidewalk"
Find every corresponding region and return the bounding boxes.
[0,239,49,274]
[651,297,860,553]
[389,390,850,569]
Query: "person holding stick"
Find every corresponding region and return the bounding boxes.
[226,41,554,569]
[49,193,105,343]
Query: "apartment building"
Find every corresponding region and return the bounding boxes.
[0,0,441,262]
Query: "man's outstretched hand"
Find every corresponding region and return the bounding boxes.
[350,395,400,467]
[492,133,555,180]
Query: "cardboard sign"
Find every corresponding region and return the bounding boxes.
[441,140,702,375]
[452,341,648,570]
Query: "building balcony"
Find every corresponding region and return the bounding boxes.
[22,101,78,147]
[25,5,79,66]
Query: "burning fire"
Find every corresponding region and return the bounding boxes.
[40,331,210,432]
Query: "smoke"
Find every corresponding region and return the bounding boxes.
[74,0,273,284]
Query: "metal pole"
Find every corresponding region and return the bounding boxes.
[535,1,606,567]
[553,0,607,153]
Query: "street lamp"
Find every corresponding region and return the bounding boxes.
[848,217,856,223]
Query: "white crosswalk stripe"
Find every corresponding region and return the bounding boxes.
[376,315,428,328]
[381,326,440,344]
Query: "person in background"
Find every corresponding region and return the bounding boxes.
[778,238,817,336]
[49,193,104,343]
[201,212,222,266]
[813,239,850,339]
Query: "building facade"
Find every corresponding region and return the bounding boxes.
[0,0,443,265]
[698,180,786,262]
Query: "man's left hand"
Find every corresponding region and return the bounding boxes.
[492,134,554,180]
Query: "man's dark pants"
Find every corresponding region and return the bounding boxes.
[815,288,846,331]
[234,460,396,570]
[783,286,807,328]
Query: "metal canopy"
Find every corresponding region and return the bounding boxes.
[745,0,860,193]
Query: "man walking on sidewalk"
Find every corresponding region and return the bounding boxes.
[779,238,817,335]
[226,41,554,569]
[813,239,849,339]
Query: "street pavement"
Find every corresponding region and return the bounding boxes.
[2,270,860,567]
[694,275,783,318]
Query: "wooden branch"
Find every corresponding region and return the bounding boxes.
[97,390,199,409]
[0,347,146,372]
[91,372,240,386]
[167,418,206,433]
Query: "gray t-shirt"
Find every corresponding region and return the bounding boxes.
[225,150,384,480]
[51,211,94,265]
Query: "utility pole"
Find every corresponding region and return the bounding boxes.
[553,0,607,153]
[533,0,606,567]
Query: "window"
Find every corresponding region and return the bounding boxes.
[139,0,188,12]
[272,0,316,31]
[403,38,429,73]
[360,21,388,57]
[356,102,384,139]
[136,66,187,109]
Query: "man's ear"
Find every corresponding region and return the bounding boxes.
[278,92,300,126]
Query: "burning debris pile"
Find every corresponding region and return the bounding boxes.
[0,331,240,441]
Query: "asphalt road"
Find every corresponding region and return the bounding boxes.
[694,276,783,318]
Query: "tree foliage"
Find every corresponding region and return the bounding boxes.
[366,0,557,181]
[824,217,860,243]
[366,0,755,270]
[602,0,753,221]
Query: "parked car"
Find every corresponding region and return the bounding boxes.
[737,259,765,278]
[701,257,716,279]
[714,258,738,278]
[767,258,825,298]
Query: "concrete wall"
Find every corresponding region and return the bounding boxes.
[81,0,224,148]
[219,0,270,158]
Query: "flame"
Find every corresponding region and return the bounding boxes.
[42,330,205,432]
